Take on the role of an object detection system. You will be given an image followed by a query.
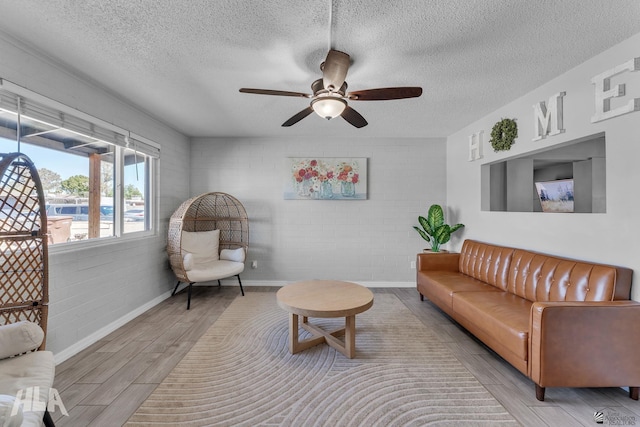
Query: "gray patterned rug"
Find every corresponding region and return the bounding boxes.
[126,292,518,426]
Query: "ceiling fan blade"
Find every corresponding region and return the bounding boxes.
[282,107,314,127]
[322,50,350,92]
[341,106,368,128]
[239,88,311,98]
[347,87,423,101]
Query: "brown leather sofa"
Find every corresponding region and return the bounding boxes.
[417,239,640,401]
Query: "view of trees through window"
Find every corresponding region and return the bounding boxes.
[0,137,151,244]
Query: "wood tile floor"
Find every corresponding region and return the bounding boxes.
[52,286,640,426]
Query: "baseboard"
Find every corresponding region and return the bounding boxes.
[53,289,173,365]
[217,279,415,288]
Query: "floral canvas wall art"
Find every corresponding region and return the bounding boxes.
[284,157,367,200]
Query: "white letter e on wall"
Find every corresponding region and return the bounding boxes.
[591,57,640,123]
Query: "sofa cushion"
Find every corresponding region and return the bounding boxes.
[418,271,500,312]
[452,291,531,362]
[0,322,44,360]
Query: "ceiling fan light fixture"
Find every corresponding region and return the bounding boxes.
[239,48,422,128]
[311,97,347,120]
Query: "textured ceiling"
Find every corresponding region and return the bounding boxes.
[0,0,639,138]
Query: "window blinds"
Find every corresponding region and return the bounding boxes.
[0,78,160,158]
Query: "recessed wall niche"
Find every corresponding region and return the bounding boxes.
[481,133,605,213]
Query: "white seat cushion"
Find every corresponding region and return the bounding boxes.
[0,394,23,427]
[0,351,55,427]
[185,260,245,282]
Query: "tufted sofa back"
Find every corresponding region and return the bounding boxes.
[459,240,632,302]
[459,240,515,290]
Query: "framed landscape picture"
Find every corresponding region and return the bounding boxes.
[284,157,368,200]
[535,179,574,213]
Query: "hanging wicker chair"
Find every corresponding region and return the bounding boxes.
[0,152,49,339]
[0,152,56,427]
[167,192,249,309]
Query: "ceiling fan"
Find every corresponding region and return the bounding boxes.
[239,50,422,128]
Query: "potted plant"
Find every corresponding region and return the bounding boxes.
[413,204,464,252]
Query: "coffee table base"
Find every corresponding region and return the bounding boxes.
[288,313,357,358]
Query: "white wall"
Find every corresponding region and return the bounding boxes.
[447,32,640,300]
[0,33,191,358]
[190,136,448,285]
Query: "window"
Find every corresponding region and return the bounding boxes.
[0,79,159,244]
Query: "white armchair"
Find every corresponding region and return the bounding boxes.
[167,193,249,309]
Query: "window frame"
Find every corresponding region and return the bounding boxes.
[0,78,160,251]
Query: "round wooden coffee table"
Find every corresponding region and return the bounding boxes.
[276,280,374,358]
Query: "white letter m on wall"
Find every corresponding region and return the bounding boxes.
[533,92,565,141]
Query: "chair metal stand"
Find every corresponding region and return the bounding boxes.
[43,409,56,427]
[172,277,244,310]
[236,275,245,296]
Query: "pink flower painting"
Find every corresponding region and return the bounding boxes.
[285,158,367,200]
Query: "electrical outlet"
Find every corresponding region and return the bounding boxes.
[410,261,416,269]
[251,260,258,269]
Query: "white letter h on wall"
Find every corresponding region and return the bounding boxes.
[468,130,483,161]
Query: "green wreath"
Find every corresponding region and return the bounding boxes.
[490,118,518,152]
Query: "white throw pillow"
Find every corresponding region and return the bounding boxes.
[220,248,245,263]
[181,230,220,265]
[183,252,194,271]
[0,321,44,360]
[0,394,23,427]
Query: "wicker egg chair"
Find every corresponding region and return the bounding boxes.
[167,192,249,309]
[0,152,49,339]
[1,153,57,426]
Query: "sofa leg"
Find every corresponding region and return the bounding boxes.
[419,292,424,301]
[630,387,639,400]
[535,384,545,401]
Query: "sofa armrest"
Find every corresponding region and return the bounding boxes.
[529,301,640,388]
[416,252,460,272]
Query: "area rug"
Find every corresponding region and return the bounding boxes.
[126,292,518,426]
